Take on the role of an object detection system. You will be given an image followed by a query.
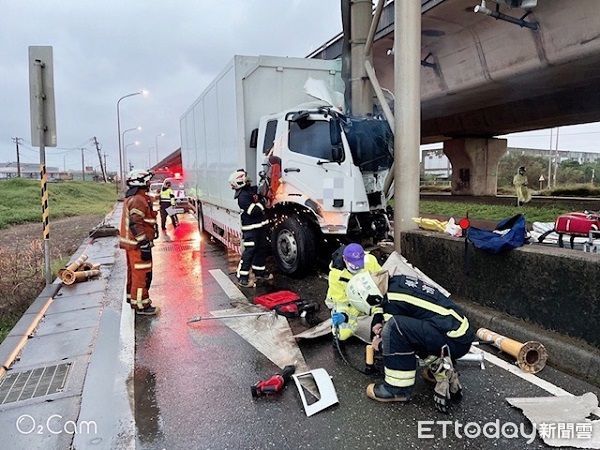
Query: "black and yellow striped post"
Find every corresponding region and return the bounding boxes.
[40,165,51,283]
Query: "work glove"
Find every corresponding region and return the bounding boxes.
[331,312,347,327]
[139,239,152,261]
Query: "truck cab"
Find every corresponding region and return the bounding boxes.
[254,104,392,274]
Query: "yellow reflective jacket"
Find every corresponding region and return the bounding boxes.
[160,187,176,206]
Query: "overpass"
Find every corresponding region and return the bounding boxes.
[309,0,600,194]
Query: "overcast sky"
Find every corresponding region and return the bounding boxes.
[0,0,341,171]
[2,1,599,172]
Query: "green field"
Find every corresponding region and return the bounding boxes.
[419,200,570,223]
[0,178,117,229]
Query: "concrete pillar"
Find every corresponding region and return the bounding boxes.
[443,138,507,196]
[349,0,374,115]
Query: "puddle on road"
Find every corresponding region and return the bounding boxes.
[134,366,166,448]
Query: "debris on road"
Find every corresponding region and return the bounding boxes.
[477,328,547,373]
[507,392,600,449]
[292,368,339,417]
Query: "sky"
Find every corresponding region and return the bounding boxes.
[2,1,600,173]
[0,0,341,171]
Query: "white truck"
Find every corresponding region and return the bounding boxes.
[180,55,393,276]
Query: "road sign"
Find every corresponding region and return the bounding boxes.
[539,175,545,182]
[28,46,57,147]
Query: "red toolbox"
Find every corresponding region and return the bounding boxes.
[555,212,600,236]
[254,290,300,309]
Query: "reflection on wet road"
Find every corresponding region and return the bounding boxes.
[135,216,600,450]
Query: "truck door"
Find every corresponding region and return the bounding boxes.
[281,118,352,212]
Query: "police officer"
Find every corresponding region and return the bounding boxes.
[119,169,159,315]
[228,169,272,288]
[326,243,382,341]
[159,180,179,231]
[346,271,474,412]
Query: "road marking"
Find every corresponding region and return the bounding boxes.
[209,269,246,301]
[478,348,572,397]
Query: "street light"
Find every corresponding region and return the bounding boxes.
[124,140,140,173]
[122,125,142,154]
[155,132,165,166]
[117,90,148,189]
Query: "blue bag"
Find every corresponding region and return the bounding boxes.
[467,214,527,254]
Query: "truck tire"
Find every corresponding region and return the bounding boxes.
[272,216,316,277]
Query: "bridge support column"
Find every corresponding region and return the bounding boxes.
[443,138,507,196]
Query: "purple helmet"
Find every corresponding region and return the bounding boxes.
[343,243,365,273]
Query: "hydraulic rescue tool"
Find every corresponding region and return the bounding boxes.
[251,365,296,397]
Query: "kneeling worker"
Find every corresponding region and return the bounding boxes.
[345,271,474,413]
[326,243,382,341]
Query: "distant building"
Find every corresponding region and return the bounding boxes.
[422,147,600,179]
[0,162,65,180]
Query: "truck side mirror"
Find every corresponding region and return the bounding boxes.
[331,146,344,163]
[250,128,258,149]
[329,118,342,147]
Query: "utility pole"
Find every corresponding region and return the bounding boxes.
[11,137,23,177]
[103,152,107,178]
[92,136,108,182]
[553,127,560,188]
[393,0,422,249]
[81,148,85,181]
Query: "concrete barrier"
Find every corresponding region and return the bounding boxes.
[399,230,600,348]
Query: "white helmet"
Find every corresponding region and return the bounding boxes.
[346,271,388,314]
[228,169,247,189]
[126,169,153,187]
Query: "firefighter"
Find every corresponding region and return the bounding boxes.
[119,169,159,315]
[345,271,474,413]
[326,243,382,341]
[159,180,179,231]
[228,169,273,288]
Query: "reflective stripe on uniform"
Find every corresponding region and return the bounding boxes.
[135,234,146,242]
[241,220,269,231]
[243,241,255,247]
[120,237,138,246]
[384,368,416,387]
[144,218,157,224]
[387,292,470,338]
[247,203,265,215]
[237,261,249,277]
[134,262,152,270]
[130,208,145,217]
[252,265,265,271]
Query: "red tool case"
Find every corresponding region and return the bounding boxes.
[254,291,300,309]
[554,212,600,248]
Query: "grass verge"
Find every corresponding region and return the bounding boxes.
[0,179,117,229]
[419,200,570,223]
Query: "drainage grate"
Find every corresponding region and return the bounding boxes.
[0,363,71,405]
[155,242,199,253]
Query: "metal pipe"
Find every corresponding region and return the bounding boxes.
[365,0,385,57]
[474,2,538,30]
[0,296,54,379]
[393,0,421,251]
[61,269,101,286]
[476,328,547,373]
[187,311,274,323]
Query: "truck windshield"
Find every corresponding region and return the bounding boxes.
[288,120,333,160]
[343,118,393,172]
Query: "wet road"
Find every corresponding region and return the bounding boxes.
[135,215,599,449]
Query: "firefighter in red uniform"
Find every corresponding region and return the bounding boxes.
[119,169,159,315]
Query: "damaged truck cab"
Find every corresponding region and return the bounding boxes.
[255,107,392,274]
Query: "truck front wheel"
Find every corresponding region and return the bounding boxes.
[272,216,316,277]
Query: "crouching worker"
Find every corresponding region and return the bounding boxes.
[326,243,382,341]
[346,271,474,413]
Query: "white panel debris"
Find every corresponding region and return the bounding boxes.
[506,393,600,449]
